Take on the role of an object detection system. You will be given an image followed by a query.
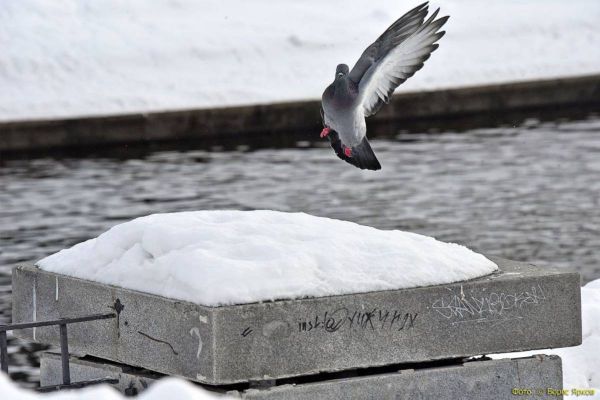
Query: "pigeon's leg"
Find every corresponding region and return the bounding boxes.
[343,145,352,157]
[320,127,331,138]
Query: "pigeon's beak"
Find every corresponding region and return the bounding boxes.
[337,73,344,78]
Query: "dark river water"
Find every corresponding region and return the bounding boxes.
[1,115,600,386]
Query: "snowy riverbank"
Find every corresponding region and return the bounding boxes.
[1,0,599,121]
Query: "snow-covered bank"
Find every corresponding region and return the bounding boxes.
[36,210,497,306]
[1,0,599,121]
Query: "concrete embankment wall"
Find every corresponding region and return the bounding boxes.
[1,74,599,155]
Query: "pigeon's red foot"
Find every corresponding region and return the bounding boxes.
[344,146,352,157]
[320,127,331,138]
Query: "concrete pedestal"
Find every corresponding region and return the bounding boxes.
[12,258,581,385]
[40,352,564,399]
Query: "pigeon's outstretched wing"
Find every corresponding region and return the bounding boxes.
[349,2,448,117]
[327,130,381,170]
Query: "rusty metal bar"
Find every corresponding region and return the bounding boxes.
[59,323,70,385]
[37,378,119,392]
[0,313,115,332]
[0,313,118,390]
[0,330,7,374]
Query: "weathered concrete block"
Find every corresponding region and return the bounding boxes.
[40,353,564,399]
[12,258,581,385]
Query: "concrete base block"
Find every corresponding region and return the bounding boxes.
[240,355,564,400]
[40,353,564,399]
[12,258,581,384]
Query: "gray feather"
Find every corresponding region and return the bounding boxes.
[353,4,449,117]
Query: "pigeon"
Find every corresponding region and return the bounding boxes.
[320,2,448,170]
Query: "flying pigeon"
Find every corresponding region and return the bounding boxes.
[320,2,448,170]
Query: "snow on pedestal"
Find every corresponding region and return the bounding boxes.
[36,210,497,306]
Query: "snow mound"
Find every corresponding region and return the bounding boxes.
[36,210,497,306]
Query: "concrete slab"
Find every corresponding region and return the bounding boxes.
[239,355,564,400]
[12,258,581,385]
[40,352,564,399]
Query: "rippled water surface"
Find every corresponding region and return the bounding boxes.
[1,115,600,385]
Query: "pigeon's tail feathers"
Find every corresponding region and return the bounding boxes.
[329,133,381,170]
[352,137,381,170]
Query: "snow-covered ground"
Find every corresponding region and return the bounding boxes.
[1,0,599,121]
[36,210,497,306]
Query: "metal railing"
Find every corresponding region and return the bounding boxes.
[1,313,118,391]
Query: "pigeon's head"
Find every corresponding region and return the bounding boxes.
[335,64,349,79]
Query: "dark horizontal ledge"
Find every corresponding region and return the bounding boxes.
[1,74,599,154]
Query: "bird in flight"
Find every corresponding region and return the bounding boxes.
[320,2,448,170]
